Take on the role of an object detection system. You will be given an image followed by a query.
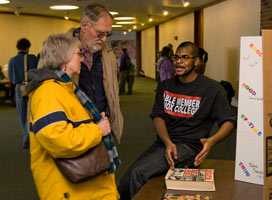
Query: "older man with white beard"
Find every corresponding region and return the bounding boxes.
[69,3,123,143]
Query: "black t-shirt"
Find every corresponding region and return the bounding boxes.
[150,74,236,153]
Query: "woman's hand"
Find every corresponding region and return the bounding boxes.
[97,112,111,136]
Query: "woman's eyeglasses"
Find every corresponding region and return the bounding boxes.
[75,51,84,58]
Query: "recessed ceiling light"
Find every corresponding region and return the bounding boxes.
[114,17,136,20]
[123,31,127,35]
[182,0,190,7]
[64,16,69,20]
[112,25,123,27]
[116,21,135,24]
[110,11,119,15]
[148,17,153,22]
[163,11,169,16]
[49,5,79,10]
[133,25,137,29]
[141,23,145,26]
[0,0,10,4]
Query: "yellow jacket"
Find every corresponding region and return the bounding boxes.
[29,79,119,200]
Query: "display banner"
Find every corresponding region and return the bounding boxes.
[235,36,264,185]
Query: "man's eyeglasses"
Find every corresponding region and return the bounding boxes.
[172,55,197,62]
[87,21,112,39]
[94,29,112,39]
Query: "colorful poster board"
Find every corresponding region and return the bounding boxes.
[235,36,264,185]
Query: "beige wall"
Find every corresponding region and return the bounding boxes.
[159,13,194,51]
[203,0,260,93]
[141,27,156,79]
[0,14,79,68]
[141,14,194,79]
[141,0,260,87]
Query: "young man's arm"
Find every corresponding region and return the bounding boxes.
[154,117,177,169]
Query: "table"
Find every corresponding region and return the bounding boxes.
[132,159,263,200]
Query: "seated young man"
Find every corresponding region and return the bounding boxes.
[118,41,236,200]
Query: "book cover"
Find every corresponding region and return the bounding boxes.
[168,168,185,180]
[161,192,212,200]
[165,168,215,191]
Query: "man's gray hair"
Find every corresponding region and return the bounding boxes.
[80,3,113,24]
[38,34,81,70]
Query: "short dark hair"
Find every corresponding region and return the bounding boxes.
[176,41,199,57]
[16,38,31,51]
[81,3,113,24]
[168,43,173,49]
[161,46,172,57]
[122,48,127,53]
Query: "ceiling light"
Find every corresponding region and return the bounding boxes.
[116,21,135,24]
[141,23,145,26]
[112,25,123,28]
[182,0,189,7]
[64,16,69,20]
[163,11,169,16]
[114,17,136,20]
[110,11,119,15]
[148,17,153,22]
[123,31,127,35]
[128,29,132,32]
[0,0,10,4]
[133,25,137,29]
[49,5,79,10]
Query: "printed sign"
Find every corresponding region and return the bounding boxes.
[234,36,264,185]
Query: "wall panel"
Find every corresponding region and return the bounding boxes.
[203,0,260,94]
[141,27,156,79]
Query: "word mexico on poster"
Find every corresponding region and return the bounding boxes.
[235,36,264,185]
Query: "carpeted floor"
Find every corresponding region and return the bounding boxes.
[0,76,236,199]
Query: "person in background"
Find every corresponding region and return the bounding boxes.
[8,38,38,148]
[118,41,236,200]
[158,46,175,82]
[119,48,131,95]
[195,47,208,74]
[23,34,119,200]
[168,43,174,57]
[219,80,235,105]
[127,62,135,95]
[68,3,123,143]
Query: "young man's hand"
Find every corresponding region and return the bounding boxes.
[165,142,178,169]
[194,138,215,166]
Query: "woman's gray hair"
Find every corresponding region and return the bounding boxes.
[38,34,81,70]
[80,3,113,25]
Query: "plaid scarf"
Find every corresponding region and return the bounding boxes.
[54,70,120,173]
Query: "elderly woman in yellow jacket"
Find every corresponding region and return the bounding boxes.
[24,34,119,200]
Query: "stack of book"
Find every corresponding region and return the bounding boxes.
[165,168,215,191]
